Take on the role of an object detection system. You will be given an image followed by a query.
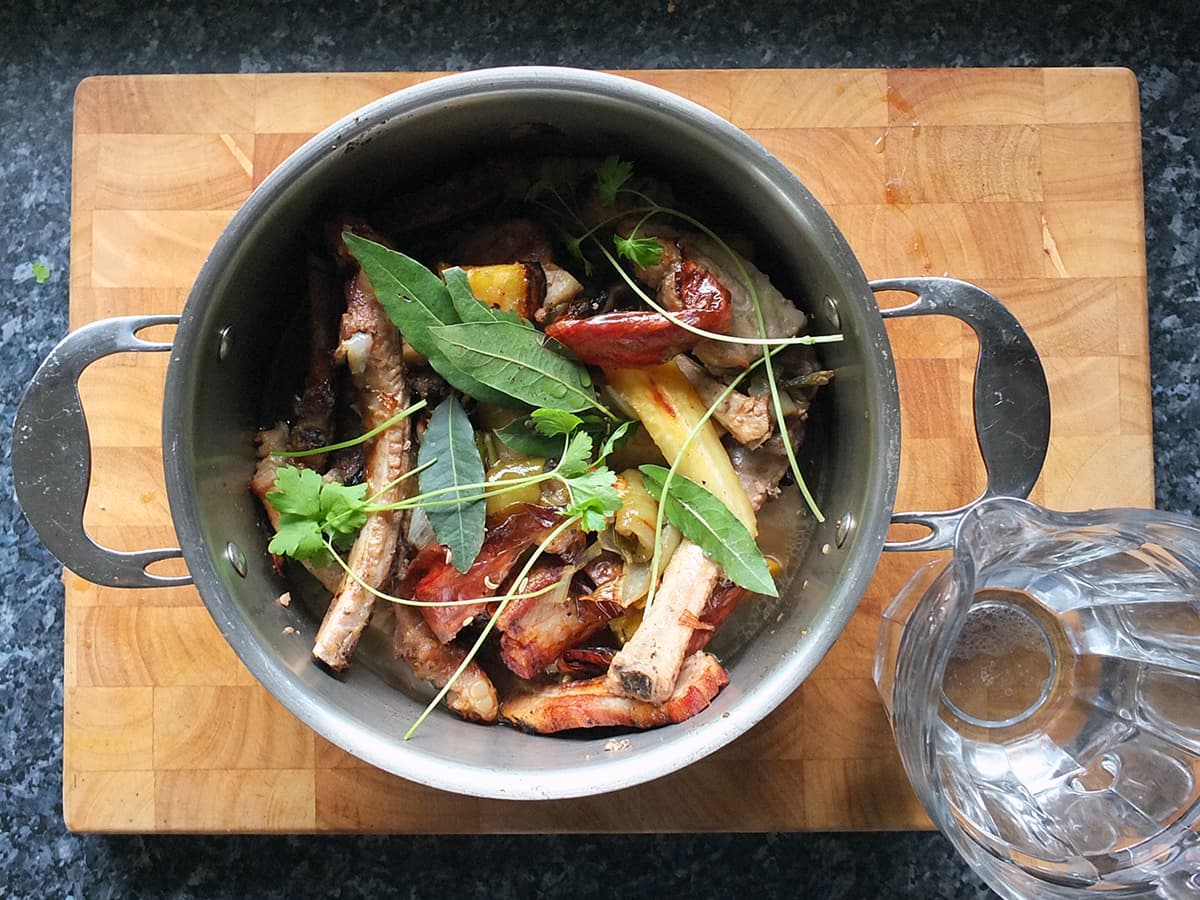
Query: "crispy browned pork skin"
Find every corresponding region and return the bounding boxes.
[685,581,748,655]
[501,651,728,734]
[311,269,412,670]
[402,506,564,644]
[496,560,619,680]
[391,604,498,724]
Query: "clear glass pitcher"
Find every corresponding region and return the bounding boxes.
[876,497,1200,899]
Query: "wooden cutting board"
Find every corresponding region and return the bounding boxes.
[63,68,1152,833]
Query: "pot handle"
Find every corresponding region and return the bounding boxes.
[872,277,1050,552]
[13,315,192,588]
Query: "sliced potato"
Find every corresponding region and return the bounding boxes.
[605,360,757,535]
[464,263,544,319]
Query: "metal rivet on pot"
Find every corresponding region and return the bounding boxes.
[822,295,841,330]
[835,513,854,548]
[217,325,235,361]
[225,541,247,577]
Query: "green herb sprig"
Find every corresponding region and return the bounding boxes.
[539,156,837,523]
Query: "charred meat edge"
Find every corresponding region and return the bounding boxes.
[496,559,618,680]
[311,270,411,670]
[502,651,728,734]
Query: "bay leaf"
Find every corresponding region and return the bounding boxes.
[342,234,518,408]
[419,396,486,573]
[431,320,600,413]
[639,464,778,597]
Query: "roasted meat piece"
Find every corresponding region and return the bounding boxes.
[496,561,618,680]
[311,269,411,670]
[501,651,728,734]
[392,604,498,724]
[403,506,563,644]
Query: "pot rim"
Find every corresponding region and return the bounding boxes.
[163,66,901,799]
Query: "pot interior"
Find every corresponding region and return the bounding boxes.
[164,69,900,798]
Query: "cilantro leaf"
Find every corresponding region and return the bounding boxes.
[613,234,663,268]
[265,466,370,566]
[598,419,638,460]
[563,467,621,532]
[530,408,583,437]
[563,235,593,276]
[557,431,594,478]
[32,261,50,284]
[319,481,370,537]
[268,517,329,565]
[596,155,634,205]
[266,466,323,518]
[639,465,778,597]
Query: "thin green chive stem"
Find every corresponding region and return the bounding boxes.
[323,537,568,608]
[272,399,427,458]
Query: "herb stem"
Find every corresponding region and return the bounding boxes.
[271,400,427,458]
[323,537,568,608]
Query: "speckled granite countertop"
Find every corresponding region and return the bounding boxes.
[2,1,1196,897]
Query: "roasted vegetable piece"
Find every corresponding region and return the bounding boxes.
[605,359,757,533]
[544,260,731,366]
[464,263,544,319]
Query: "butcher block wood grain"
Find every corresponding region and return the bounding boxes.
[63,68,1152,833]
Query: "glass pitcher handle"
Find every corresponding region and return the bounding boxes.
[872,277,1051,552]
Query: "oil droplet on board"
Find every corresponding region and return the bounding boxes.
[873,129,889,153]
[884,179,909,207]
[886,86,916,118]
